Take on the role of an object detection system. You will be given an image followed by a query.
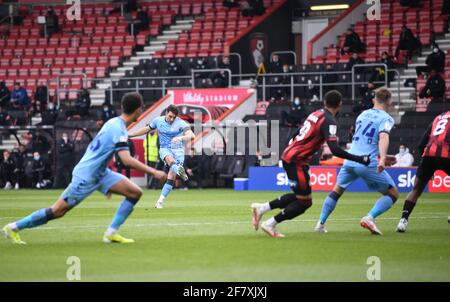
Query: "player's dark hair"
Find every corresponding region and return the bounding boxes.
[324,90,342,108]
[166,104,179,116]
[375,88,391,104]
[121,92,143,114]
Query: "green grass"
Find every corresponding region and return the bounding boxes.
[0,189,449,281]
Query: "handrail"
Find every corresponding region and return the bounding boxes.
[351,63,388,100]
[52,68,400,106]
[56,72,87,108]
[215,52,242,81]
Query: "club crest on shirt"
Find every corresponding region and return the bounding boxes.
[384,121,394,132]
[329,125,337,136]
[119,136,127,142]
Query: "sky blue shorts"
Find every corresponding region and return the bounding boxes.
[336,165,397,193]
[60,169,126,208]
[159,148,185,165]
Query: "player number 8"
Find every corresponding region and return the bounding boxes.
[433,119,448,136]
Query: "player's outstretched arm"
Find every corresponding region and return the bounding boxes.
[327,140,370,166]
[117,149,167,181]
[128,126,151,138]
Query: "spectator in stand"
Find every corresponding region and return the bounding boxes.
[40,101,58,125]
[419,69,446,104]
[12,144,27,189]
[354,81,376,116]
[0,106,13,140]
[11,83,31,111]
[342,28,366,54]
[211,56,231,88]
[242,0,265,17]
[76,88,91,117]
[44,7,59,37]
[54,132,75,188]
[31,151,47,189]
[395,25,421,60]
[130,6,150,35]
[0,81,10,109]
[223,0,240,8]
[347,52,365,70]
[425,43,445,73]
[268,54,282,73]
[33,82,48,115]
[279,64,292,99]
[27,130,50,155]
[143,129,160,189]
[0,150,16,189]
[101,102,117,124]
[0,106,12,126]
[376,51,395,83]
[67,88,91,119]
[393,144,414,167]
[281,96,307,127]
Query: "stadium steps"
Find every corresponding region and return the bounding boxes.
[389,31,450,114]
[90,19,195,105]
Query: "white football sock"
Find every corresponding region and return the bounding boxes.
[105,227,117,236]
[265,217,277,227]
[7,222,18,232]
[260,203,271,214]
[157,195,165,204]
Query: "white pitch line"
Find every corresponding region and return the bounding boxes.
[0,216,444,231]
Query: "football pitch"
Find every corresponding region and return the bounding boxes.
[0,189,449,282]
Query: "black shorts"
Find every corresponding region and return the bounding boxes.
[416,157,450,185]
[282,160,311,196]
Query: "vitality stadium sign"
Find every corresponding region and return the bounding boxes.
[172,88,251,107]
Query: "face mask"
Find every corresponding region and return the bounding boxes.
[399,148,405,154]
[433,48,439,53]
[103,107,108,111]
[197,60,202,64]
[294,98,300,105]
[34,156,40,161]
[48,104,54,110]
[62,136,68,141]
